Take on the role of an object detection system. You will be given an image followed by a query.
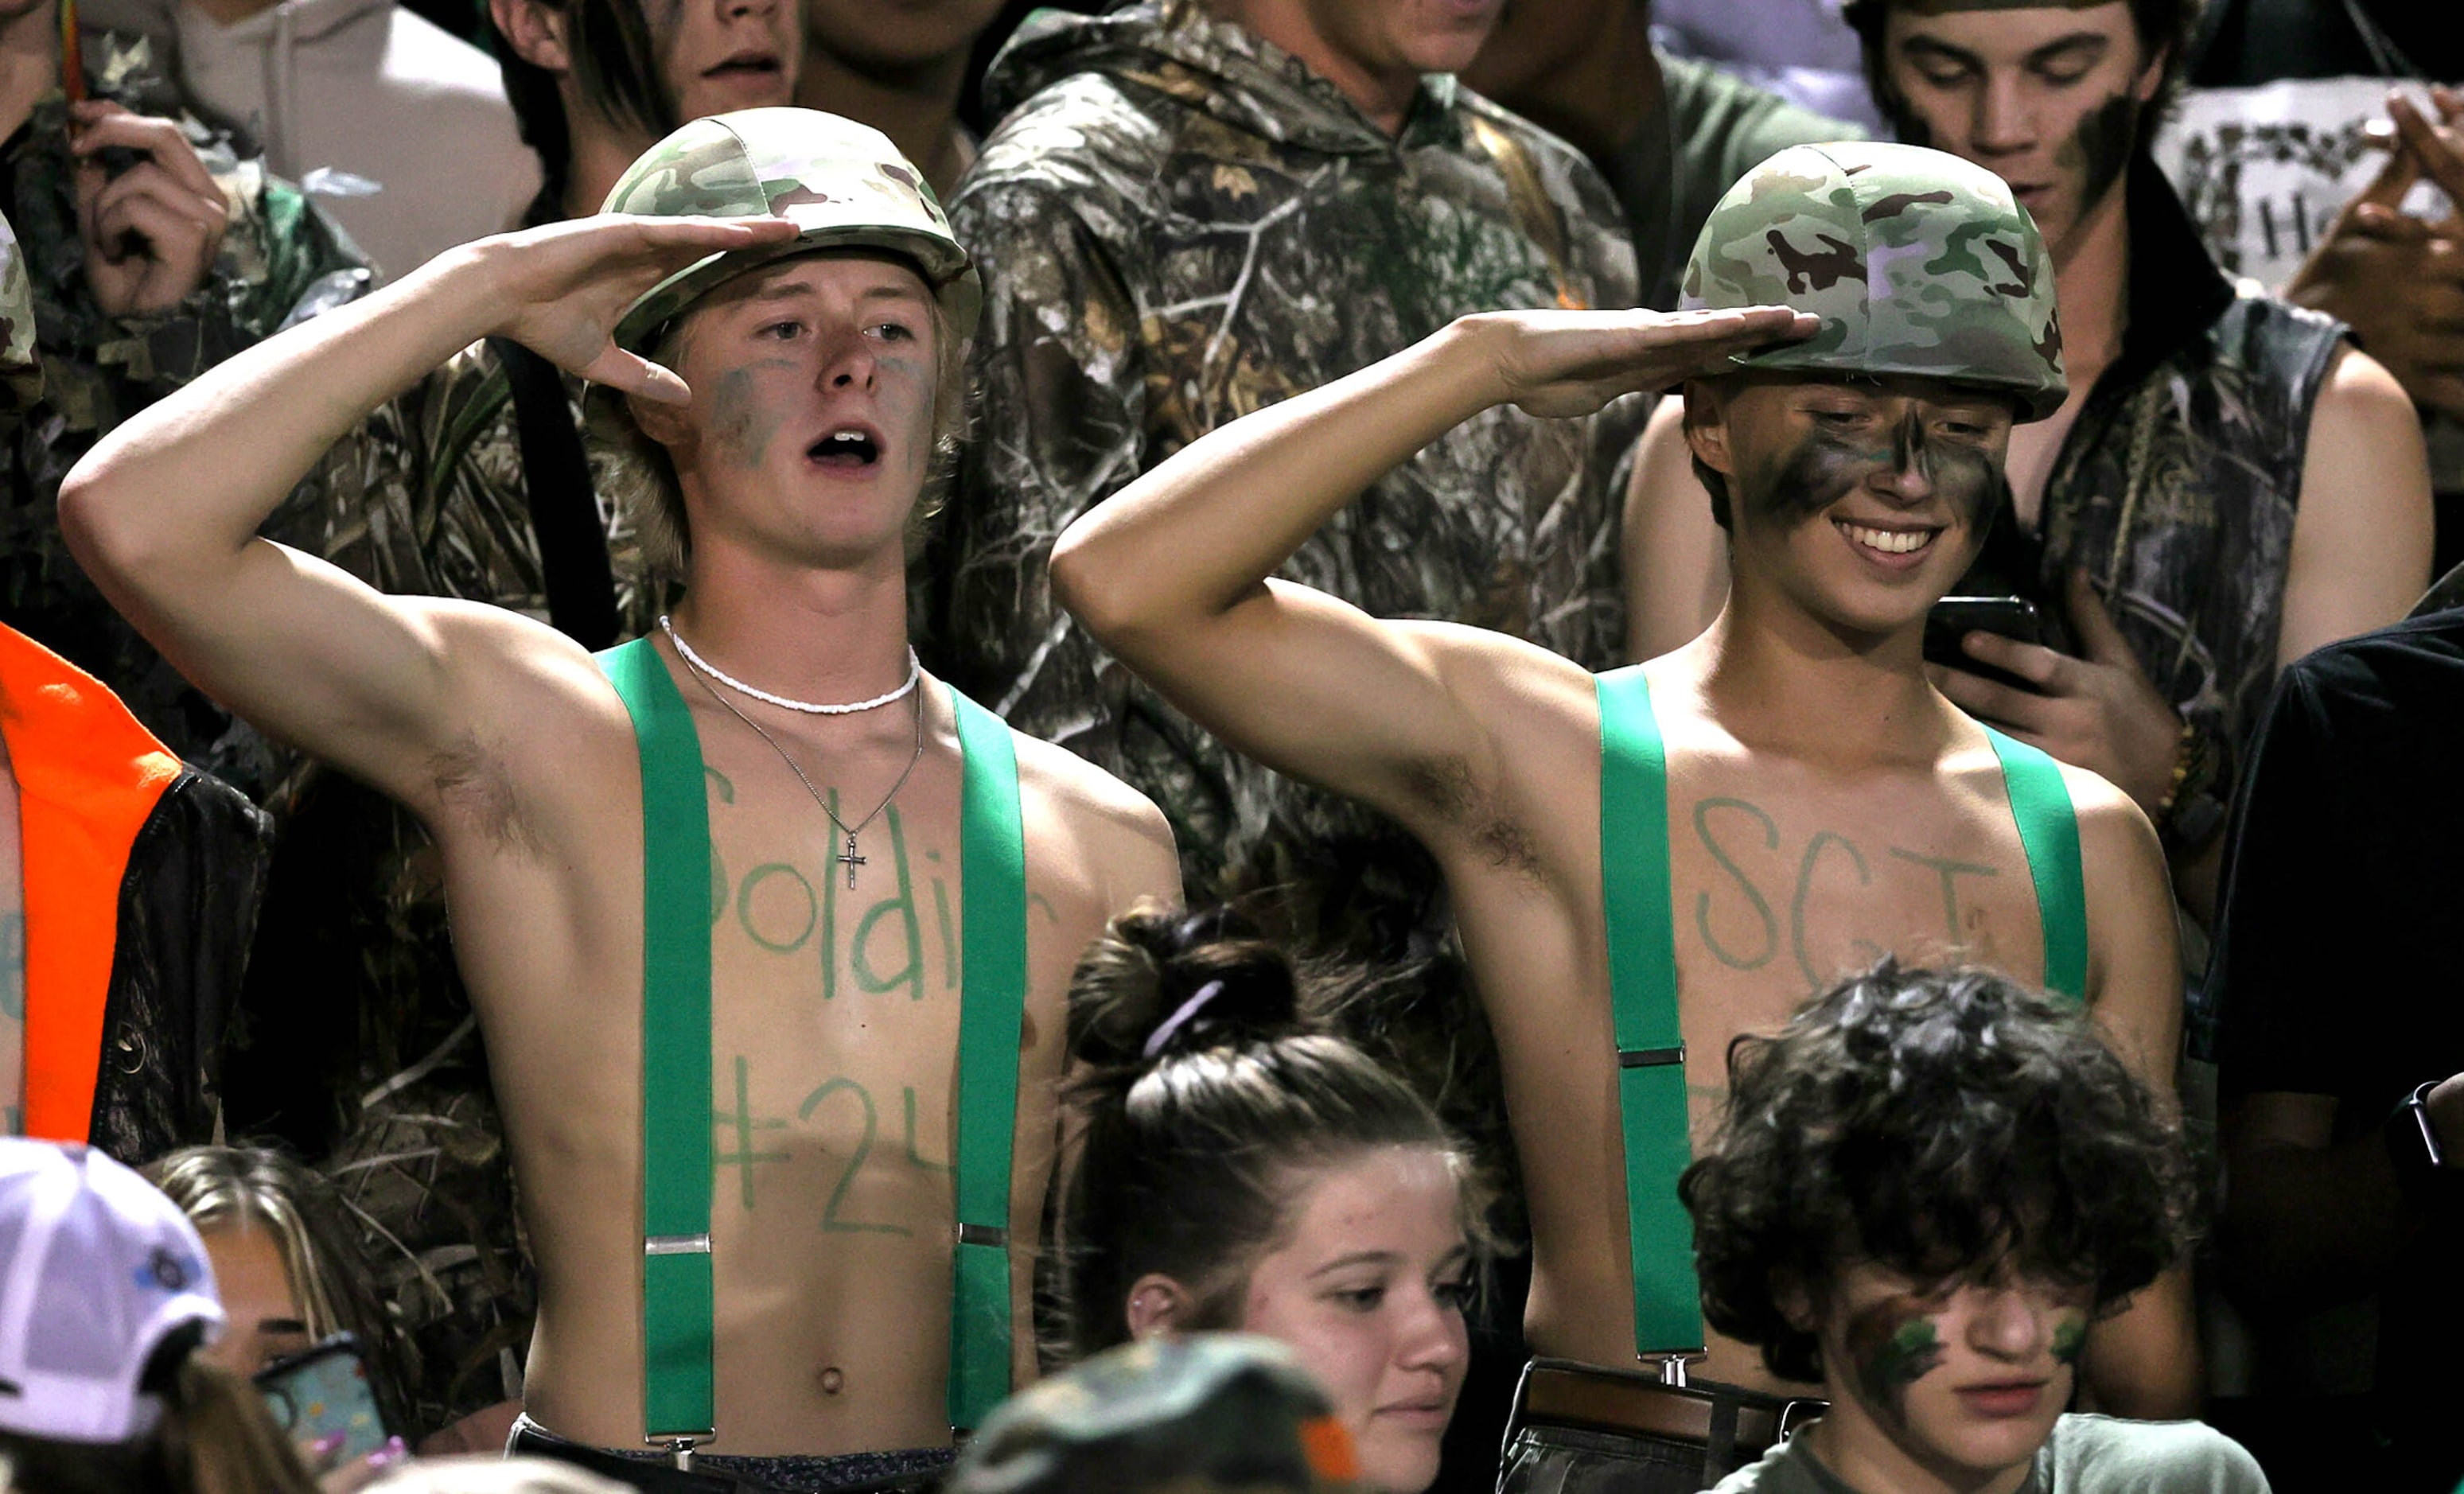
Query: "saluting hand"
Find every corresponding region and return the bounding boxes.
[1475,305,1819,419]
[1930,568,2183,817]
[478,212,800,403]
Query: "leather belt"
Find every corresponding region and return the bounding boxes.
[1519,1359,1824,1461]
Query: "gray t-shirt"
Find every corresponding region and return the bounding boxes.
[1711,1414,2271,1494]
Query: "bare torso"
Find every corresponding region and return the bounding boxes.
[423,632,1174,1455]
[1415,640,2103,1394]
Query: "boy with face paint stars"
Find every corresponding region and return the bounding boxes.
[1684,961,2262,1494]
[1627,0,2435,928]
[57,110,1181,1482]
[1050,141,2198,1491]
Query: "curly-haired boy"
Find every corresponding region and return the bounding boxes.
[1683,961,2264,1493]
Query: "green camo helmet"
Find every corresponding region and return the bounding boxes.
[1,209,39,416]
[945,1335,1364,1494]
[603,107,979,354]
[1680,141,2065,421]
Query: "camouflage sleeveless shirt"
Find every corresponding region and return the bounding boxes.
[1987,159,2345,810]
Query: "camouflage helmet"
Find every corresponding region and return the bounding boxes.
[2,209,40,417]
[944,1335,1364,1494]
[602,107,979,355]
[1680,141,2065,421]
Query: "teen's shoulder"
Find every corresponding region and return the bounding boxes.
[1010,732,1174,846]
[2054,759,2162,866]
[2046,1412,2268,1492]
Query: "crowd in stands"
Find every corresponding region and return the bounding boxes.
[2,1,2462,1492]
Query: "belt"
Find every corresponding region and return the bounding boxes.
[1516,1359,1824,1469]
[509,1422,761,1494]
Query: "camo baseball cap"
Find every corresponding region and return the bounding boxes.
[602,107,980,355]
[2,209,40,415]
[944,1335,1365,1494]
[1680,141,2066,421]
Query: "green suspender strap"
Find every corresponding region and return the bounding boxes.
[947,691,1027,1433]
[600,640,1030,1443]
[601,637,718,1444]
[1594,666,1704,1360]
[1982,728,2089,1003]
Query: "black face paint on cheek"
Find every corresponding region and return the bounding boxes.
[707,360,795,472]
[1745,427,1889,529]
[1845,1296,1948,1427]
[2054,90,2139,219]
[870,346,937,481]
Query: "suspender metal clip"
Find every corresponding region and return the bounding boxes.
[666,1438,703,1471]
[1619,1045,1686,1069]
[957,1222,1008,1247]
[1656,1353,1704,1389]
[644,1234,713,1256]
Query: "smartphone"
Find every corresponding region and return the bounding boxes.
[255,1335,389,1465]
[1924,596,2046,694]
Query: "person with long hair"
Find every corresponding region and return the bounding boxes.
[1055,906,1488,1494]
[143,1148,413,1438]
[0,1139,318,1494]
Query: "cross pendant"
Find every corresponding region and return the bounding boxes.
[838,834,866,889]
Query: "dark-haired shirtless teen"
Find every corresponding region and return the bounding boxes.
[1052,142,2193,1492]
[60,109,1178,1488]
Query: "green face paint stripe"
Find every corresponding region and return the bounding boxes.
[2051,1317,2088,1365]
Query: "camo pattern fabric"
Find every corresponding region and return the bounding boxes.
[0,211,35,412]
[602,107,978,350]
[930,0,1642,918]
[2022,163,2348,865]
[1680,139,2067,419]
[0,37,368,798]
[948,1335,1364,1494]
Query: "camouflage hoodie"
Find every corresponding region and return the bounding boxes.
[930,1,1641,924]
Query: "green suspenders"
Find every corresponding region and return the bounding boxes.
[601,637,1027,1444]
[1594,666,2087,1363]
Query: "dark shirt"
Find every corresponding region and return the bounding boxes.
[2208,605,2464,1490]
[1609,53,1865,309]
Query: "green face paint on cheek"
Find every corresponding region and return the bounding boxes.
[707,359,799,472]
[2050,1316,2088,1368]
[1845,1299,1948,1424]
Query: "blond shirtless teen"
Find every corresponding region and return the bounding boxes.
[1050,142,2193,1492]
[59,110,1179,1484]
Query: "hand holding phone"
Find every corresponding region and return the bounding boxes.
[255,1335,391,1467]
[1924,596,2046,694]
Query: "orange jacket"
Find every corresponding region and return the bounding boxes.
[1,623,182,1142]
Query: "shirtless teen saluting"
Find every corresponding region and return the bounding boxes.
[60,110,1180,1487]
[1051,142,2191,1490]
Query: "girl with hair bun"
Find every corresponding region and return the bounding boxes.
[1056,905,1492,1494]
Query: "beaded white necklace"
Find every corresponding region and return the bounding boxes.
[658,615,921,715]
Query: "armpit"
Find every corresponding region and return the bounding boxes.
[428,733,539,855]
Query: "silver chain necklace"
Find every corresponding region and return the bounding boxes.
[660,615,921,715]
[671,637,926,889]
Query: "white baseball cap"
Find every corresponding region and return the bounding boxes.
[0,1139,225,1444]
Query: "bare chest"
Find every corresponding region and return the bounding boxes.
[1660,765,2047,1072]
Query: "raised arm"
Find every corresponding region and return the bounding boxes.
[58,216,793,810]
[1049,307,1808,832]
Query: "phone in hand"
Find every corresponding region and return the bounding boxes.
[255,1335,390,1466]
[1924,596,2046,694]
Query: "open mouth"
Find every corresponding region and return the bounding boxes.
[1833,518,1940,558]
[808,427,881,469]
[703,49,781,81]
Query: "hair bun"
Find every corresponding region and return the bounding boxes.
[1068,905,1304,1072]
